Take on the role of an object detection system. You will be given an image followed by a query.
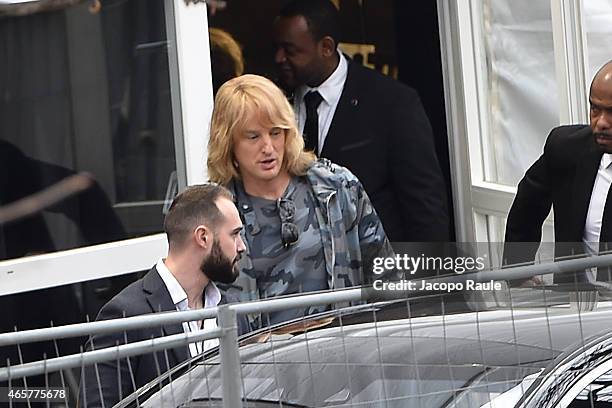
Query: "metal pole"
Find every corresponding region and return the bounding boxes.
[218,305,242,408]
[0,307,218,347]
[230,287,363,316]
[0,328,223,382]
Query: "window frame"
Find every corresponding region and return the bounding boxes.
[437,0,589,248]
[0,0,213,296]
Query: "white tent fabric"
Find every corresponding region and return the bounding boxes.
[483,0,612,187]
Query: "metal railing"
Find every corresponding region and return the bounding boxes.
[3,252,612,407]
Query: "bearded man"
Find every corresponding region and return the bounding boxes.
[80,184,248,407]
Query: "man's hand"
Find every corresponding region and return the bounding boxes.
[183,0,227,16]
[511,276,545,288]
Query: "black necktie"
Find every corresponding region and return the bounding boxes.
[303,91,323,154]
[598,181,612,281]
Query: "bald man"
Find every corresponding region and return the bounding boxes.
[504,60,612,283]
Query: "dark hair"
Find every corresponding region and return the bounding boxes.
[279,0,340,45]
[163,184,233,249]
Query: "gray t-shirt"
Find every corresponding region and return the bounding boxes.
[237,177,328,326]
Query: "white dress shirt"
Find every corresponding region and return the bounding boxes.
[583,154,612,281]
[156,258,220,357]
[293,51,348,155]
[584,154,612,250]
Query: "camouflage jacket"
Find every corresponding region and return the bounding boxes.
[227,159,394,327]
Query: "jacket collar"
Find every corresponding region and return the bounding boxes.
[305,159,340,199]
[142,267,189,364]
[321,59,363,158]
[571,128,604,240]
[230,178,303,236]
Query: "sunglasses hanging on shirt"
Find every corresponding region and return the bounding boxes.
[277,197,299,247]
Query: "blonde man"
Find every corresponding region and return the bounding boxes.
[208,74,393,327]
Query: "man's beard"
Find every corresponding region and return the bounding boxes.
[200,239,240,284]
[594,131,612,153]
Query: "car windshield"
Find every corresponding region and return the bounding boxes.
[137,308,564,407]
[140,355,546,407]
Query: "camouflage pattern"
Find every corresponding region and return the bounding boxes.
[228,158,394,329]
[238,177,329,325]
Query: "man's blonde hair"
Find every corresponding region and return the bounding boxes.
[208,74,316,185]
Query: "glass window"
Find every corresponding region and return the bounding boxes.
[0,0,176,261]
[570,369,612,407]
[0,0,182,386]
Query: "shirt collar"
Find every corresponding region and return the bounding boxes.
[296,51,348,105]
[602,153,612,170]
[155,258,222,311]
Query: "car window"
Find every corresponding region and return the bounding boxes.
[568,369,612,407]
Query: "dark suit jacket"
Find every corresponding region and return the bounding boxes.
[319,60,449,243]
[80,266,250,407]
[504,125,601,271]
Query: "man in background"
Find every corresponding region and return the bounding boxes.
[272,0,449,243]
[505,60,612,284]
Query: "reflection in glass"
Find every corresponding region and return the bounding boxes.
[0,0,176,387]
[0,0,176,261]
[573,369,612,406]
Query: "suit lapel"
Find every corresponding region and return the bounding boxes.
[570,142,603,240]
[321,60,361,158]
[142,267,190,365]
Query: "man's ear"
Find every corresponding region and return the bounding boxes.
[194,225,210,249]
[320,36,336,58]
